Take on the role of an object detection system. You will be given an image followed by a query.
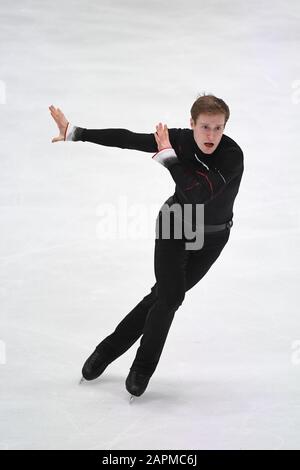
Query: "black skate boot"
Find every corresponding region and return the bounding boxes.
[81,349,113,381]
[125,369,151,397]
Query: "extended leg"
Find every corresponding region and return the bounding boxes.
[129,238,188,377]
[81,283,158,380]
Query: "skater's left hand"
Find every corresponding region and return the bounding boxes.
[154,122,172,151]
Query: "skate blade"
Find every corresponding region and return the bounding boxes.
[79,377,85,385]
[129,395,135,404]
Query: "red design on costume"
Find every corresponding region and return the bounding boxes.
[195,170,214,194]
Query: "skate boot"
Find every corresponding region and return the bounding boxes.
[81,348,113,381]
[125,369,151,398]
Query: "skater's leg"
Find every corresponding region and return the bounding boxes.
[81,284,158,380]
[95,283,158,359]
[130,237,188,375]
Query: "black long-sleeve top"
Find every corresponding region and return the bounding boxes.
[72,127,244,226]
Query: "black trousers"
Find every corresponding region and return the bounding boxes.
[96,227,231,376]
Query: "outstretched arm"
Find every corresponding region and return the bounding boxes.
[49,105,157,153]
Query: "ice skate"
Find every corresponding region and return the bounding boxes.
[125,369,151,398]
[81,348,112,381]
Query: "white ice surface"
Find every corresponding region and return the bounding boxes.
[0,0,300,450]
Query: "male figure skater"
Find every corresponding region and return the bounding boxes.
[49,94,244,398]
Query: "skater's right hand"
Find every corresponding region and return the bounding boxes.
[49,105,69,142]
[154,122,172,151]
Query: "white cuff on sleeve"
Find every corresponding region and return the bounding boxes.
[64,123,77,141]
[152,147,179,168]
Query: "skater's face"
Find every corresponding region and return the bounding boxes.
[190,113,225,155]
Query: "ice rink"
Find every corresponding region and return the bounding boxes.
[0,0,299,450]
